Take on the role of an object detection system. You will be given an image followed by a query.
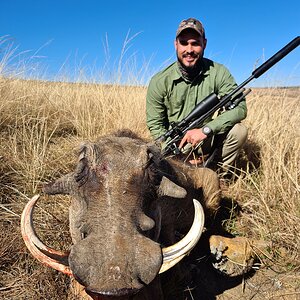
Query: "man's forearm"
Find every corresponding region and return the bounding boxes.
[205,100,247,134]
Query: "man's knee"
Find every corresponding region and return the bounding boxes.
[219,123,248,168]
[226,123,248,148]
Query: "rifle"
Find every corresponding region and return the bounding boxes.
[157,36,300,157]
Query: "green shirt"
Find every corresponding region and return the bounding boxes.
[146,58,247,139]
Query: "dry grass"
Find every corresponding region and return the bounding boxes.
[0,75,299,299]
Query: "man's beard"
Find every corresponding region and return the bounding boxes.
[177,52,204,81]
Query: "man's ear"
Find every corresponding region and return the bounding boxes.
[202,38,207,49]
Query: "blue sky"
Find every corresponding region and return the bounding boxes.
[0,0,299,86]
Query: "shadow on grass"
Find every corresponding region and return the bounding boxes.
[235,139,262,175]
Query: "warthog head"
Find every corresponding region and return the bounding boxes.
[21,131,205,299]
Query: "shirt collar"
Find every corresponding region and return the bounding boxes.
[170,58,210,83]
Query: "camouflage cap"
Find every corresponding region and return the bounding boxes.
[176,18,205,38]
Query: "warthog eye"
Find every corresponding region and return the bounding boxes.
[81,232,87,240]
[79,224,90,240]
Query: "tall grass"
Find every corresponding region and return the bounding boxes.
[0,39,299,299]
[231,88,299,258]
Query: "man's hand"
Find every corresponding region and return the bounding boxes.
[178,128,207,149]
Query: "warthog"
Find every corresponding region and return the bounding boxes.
[21,130,261,299]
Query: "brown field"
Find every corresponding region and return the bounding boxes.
[0,76,299,299]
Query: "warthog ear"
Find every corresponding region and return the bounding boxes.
[44,142,98,194]
[157,176,187,198]
[43,173,76,195]
[74,142,99,186]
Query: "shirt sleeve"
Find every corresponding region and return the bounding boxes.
[146,77,169,139]
[205,66,247,134]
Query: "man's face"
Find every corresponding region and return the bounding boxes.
[175,30,207,69]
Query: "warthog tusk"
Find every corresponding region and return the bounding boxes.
[21,196,204,276]
[159,199,205,273]
[21,194,73,276]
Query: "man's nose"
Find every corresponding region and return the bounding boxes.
[186,44,193,53]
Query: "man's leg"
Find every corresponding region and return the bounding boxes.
[214,123,248,173]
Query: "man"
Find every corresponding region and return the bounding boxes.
[146,17,248,173]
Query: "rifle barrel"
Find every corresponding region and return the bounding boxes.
[212,36,300,112]
[253,36,300,79]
